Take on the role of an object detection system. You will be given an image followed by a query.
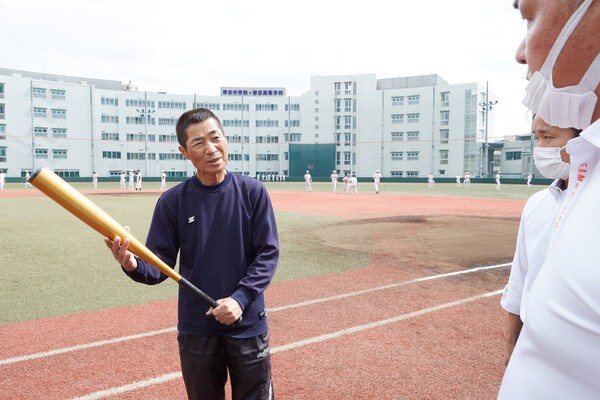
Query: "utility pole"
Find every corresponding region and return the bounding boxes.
[136,91,155,176]
[479,81,498,177]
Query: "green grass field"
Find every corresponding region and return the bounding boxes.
[0,181,543,325]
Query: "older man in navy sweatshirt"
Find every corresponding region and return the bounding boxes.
[105,108,279,400]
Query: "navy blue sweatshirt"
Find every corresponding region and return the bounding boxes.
[126,171,279,338]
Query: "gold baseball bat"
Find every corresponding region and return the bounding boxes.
[29,167,221,309]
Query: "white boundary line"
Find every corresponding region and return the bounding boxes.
[0,262,510,367]
[70,289,503,400]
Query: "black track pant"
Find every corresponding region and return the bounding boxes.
[178,333,274,400]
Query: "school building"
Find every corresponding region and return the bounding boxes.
[0,67,531,181]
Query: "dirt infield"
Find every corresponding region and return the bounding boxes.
[0,190,524,399]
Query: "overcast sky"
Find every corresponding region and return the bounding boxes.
[2,0,531,137]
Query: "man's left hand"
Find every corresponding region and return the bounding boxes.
[206,297,243,326]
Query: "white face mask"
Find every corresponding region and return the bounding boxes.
[522,0,600,130]
[533,145,570,180]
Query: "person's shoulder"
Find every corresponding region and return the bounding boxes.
[523,187,553,210]
[230,172,264,189]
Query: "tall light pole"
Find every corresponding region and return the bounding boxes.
[479,81,498,178]
[137,92,155,176]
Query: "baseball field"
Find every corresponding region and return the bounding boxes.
[0,179,539,399]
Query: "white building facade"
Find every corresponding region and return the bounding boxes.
[0,68,494,180]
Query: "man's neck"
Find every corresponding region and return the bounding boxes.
[196,170,227,186]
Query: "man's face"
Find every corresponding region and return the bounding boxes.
[179,118,228,176]
[514,0,599,90]
[532,115,576,163]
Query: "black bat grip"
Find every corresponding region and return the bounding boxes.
[179,277,242,326]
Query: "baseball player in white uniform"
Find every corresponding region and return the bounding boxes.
[304,170,312,192]
[330,170,338,192]
[372,170,382,194]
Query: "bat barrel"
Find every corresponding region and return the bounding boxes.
[29,167,232,317]
[29,167,182,283]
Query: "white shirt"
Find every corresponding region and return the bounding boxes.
[500,180,564,316]
[304,174,311,183]
[350,177,357,185]
[372,172,382,183]
[499,120,600,399]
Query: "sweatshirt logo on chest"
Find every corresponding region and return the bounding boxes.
[188,216,196,224]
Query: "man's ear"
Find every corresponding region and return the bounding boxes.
[178,145,189,160]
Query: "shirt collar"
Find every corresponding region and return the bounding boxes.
[548,179,565,200]
[580,118,600,148]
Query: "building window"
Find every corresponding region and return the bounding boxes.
[101,97,119,106]
[391,171,403,177]
[0,146,6,162]
[159,117,178,126]
[440,150,449,164]
[256,104,278,111]
[32,87,46,98]
[54,169,80,178]
[284,152,289,160]
[51,89,66,100]
[441,92,450,106]
[222,103,248,111]
[35,148,48,158]
[344,81,352,95]
[0,124,6,138]
[344,116,351,130]
[407,113,420,123]
[440,110,450,125]
[344,99,351,112]
[407,131,419,141]
[33,107,47,118]
[127,152,145,160]
[256,136,279,143]
[159,134,177,142]
[159,153,184,160]
[223,119,249,128]
[285,104,300,111]
[334,82,341,95]
[344,152,351,165]
[407,95,420,105]
[285,120,300,128]
[505,151,522,161]
[289,133,301,142]
[391,152,403,161]
[406,171,419,177]
[126,116,154,125]
[195,102,220,110]
[407,151,419,160]
[52,149,67,159]
[126,133,145,141]
[52,128,67,138]
[102,151,121,159]
[34,127,48,137]
[392,96,404,106]
[101,132,119,141]
[391,132,404,141]
[0,83,4,98]
[0,104,4,119]
[391,114,404,124]
[440,129,449,144]
[256,120,279,128]
[256,154,279,161]
[102,115,119,123]
[158,101,186,109]
[51,109,67,119]
[126,99,155,108]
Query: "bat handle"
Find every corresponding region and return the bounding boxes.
[178,277,243,326]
